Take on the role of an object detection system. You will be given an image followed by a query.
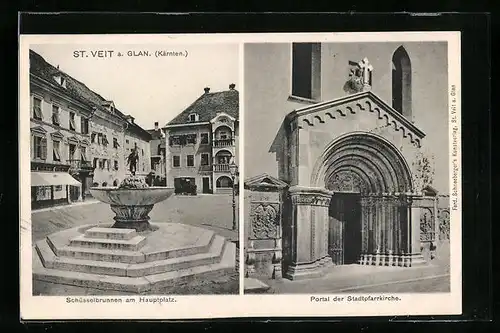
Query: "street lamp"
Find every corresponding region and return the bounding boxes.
[229,161,239,231]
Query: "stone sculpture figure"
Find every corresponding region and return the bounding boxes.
[127,145,139,176]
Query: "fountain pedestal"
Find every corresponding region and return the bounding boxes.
[32,176,237,295]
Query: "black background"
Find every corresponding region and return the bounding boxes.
[4,11,493,331]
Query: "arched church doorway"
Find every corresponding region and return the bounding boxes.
[329,192,362,265]
[312,132,414,267]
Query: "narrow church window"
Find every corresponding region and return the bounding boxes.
[392,46,412,119]
[291,43,321,100]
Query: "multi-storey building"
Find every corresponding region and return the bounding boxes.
[30,50,94,208]
[29,49,151,207]
[163,84,239,194]
[87,100,127,188]
[147,122,167,183]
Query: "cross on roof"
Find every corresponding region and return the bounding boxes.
[358,57,373,71]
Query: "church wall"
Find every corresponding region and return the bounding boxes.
[244,42,449,193]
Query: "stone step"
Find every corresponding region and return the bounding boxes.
[36,235,227,277]
[127,236,227,277]
[50,231,216,264]
[244,278,271,294]
[69,234,146,251]
[84,227,136,240]
[33,241,237,294]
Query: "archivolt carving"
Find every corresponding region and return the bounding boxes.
[251,203,279,239]
[295,95,423,148]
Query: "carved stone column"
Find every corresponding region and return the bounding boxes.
[407,195,427,266]
[285,186,333,280]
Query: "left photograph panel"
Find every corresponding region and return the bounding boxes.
[26,43,240,296]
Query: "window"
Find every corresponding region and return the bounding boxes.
[188,113,198,122]
[291,43,321,100]
[114,160,119,170]
[93,158,98,169]
[53,140,61,162]
[187,155,194,167]
[219,131,228,140]
[141,148,144,156]
[33,136,47,160]
[126,139,129,144]
[81,118,89,134]
[33,97,43,120]
[113,137,119,149]
[392,46,412,118]
[69,112,76,131]
[102,134,109,146]
[200,133,209,144]
[186,134,197,145]
[201,153,209,166]
[69,144,76,160]
[98,159,104,169]
[173,155,180,167]
[91,132,97,143]
[54,185,63,192]
[52,105,60,125]
[169,135,181,146]
[80,146,87,161]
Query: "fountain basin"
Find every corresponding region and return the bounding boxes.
[89,187,175,231]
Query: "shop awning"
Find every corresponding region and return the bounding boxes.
[31,172,81,187]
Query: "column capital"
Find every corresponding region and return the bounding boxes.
[288,186,333,206]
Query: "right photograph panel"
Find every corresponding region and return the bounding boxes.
[243,41,450,294]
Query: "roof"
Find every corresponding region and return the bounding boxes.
[166,89,239,126]
[30,49,151,141]
[147,129,165,140]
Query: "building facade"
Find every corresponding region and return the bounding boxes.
[147,122,167,184]
[164,85,239,195]
[244,42,450,280]
[30,50,94,209]
[30,49,151,208]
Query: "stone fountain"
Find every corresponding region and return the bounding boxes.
[32,176,236,295]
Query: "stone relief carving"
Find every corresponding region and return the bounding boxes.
[438,208,450,240]
[327,171,365,193]
[419,207,435,242]
[290,192,331,206]
[251,203,279,239]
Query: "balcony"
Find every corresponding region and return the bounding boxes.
[213,164,230,172]
[68,159,94,171]
[213,138,235,148]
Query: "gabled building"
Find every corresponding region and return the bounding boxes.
[29,50,152,208]
[163,84,239,194]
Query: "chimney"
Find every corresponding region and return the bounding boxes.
[204,87,210,94]
[229,83,236,90]
[154,122,159,130]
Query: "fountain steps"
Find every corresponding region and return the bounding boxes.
[35,234,228,277]
[33,238,236,294]
[84,227,137,240]
[45,229,216,264]
[69,234,147,251]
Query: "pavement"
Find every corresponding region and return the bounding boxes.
[31,194,239,242]
[255,262,450,294]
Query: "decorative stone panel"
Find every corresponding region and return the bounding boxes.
[244,173,287,280]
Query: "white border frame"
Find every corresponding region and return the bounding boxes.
[20,32,461,320]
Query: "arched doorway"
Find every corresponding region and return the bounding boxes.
[311,133,414,266]
[216,176,233,189]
